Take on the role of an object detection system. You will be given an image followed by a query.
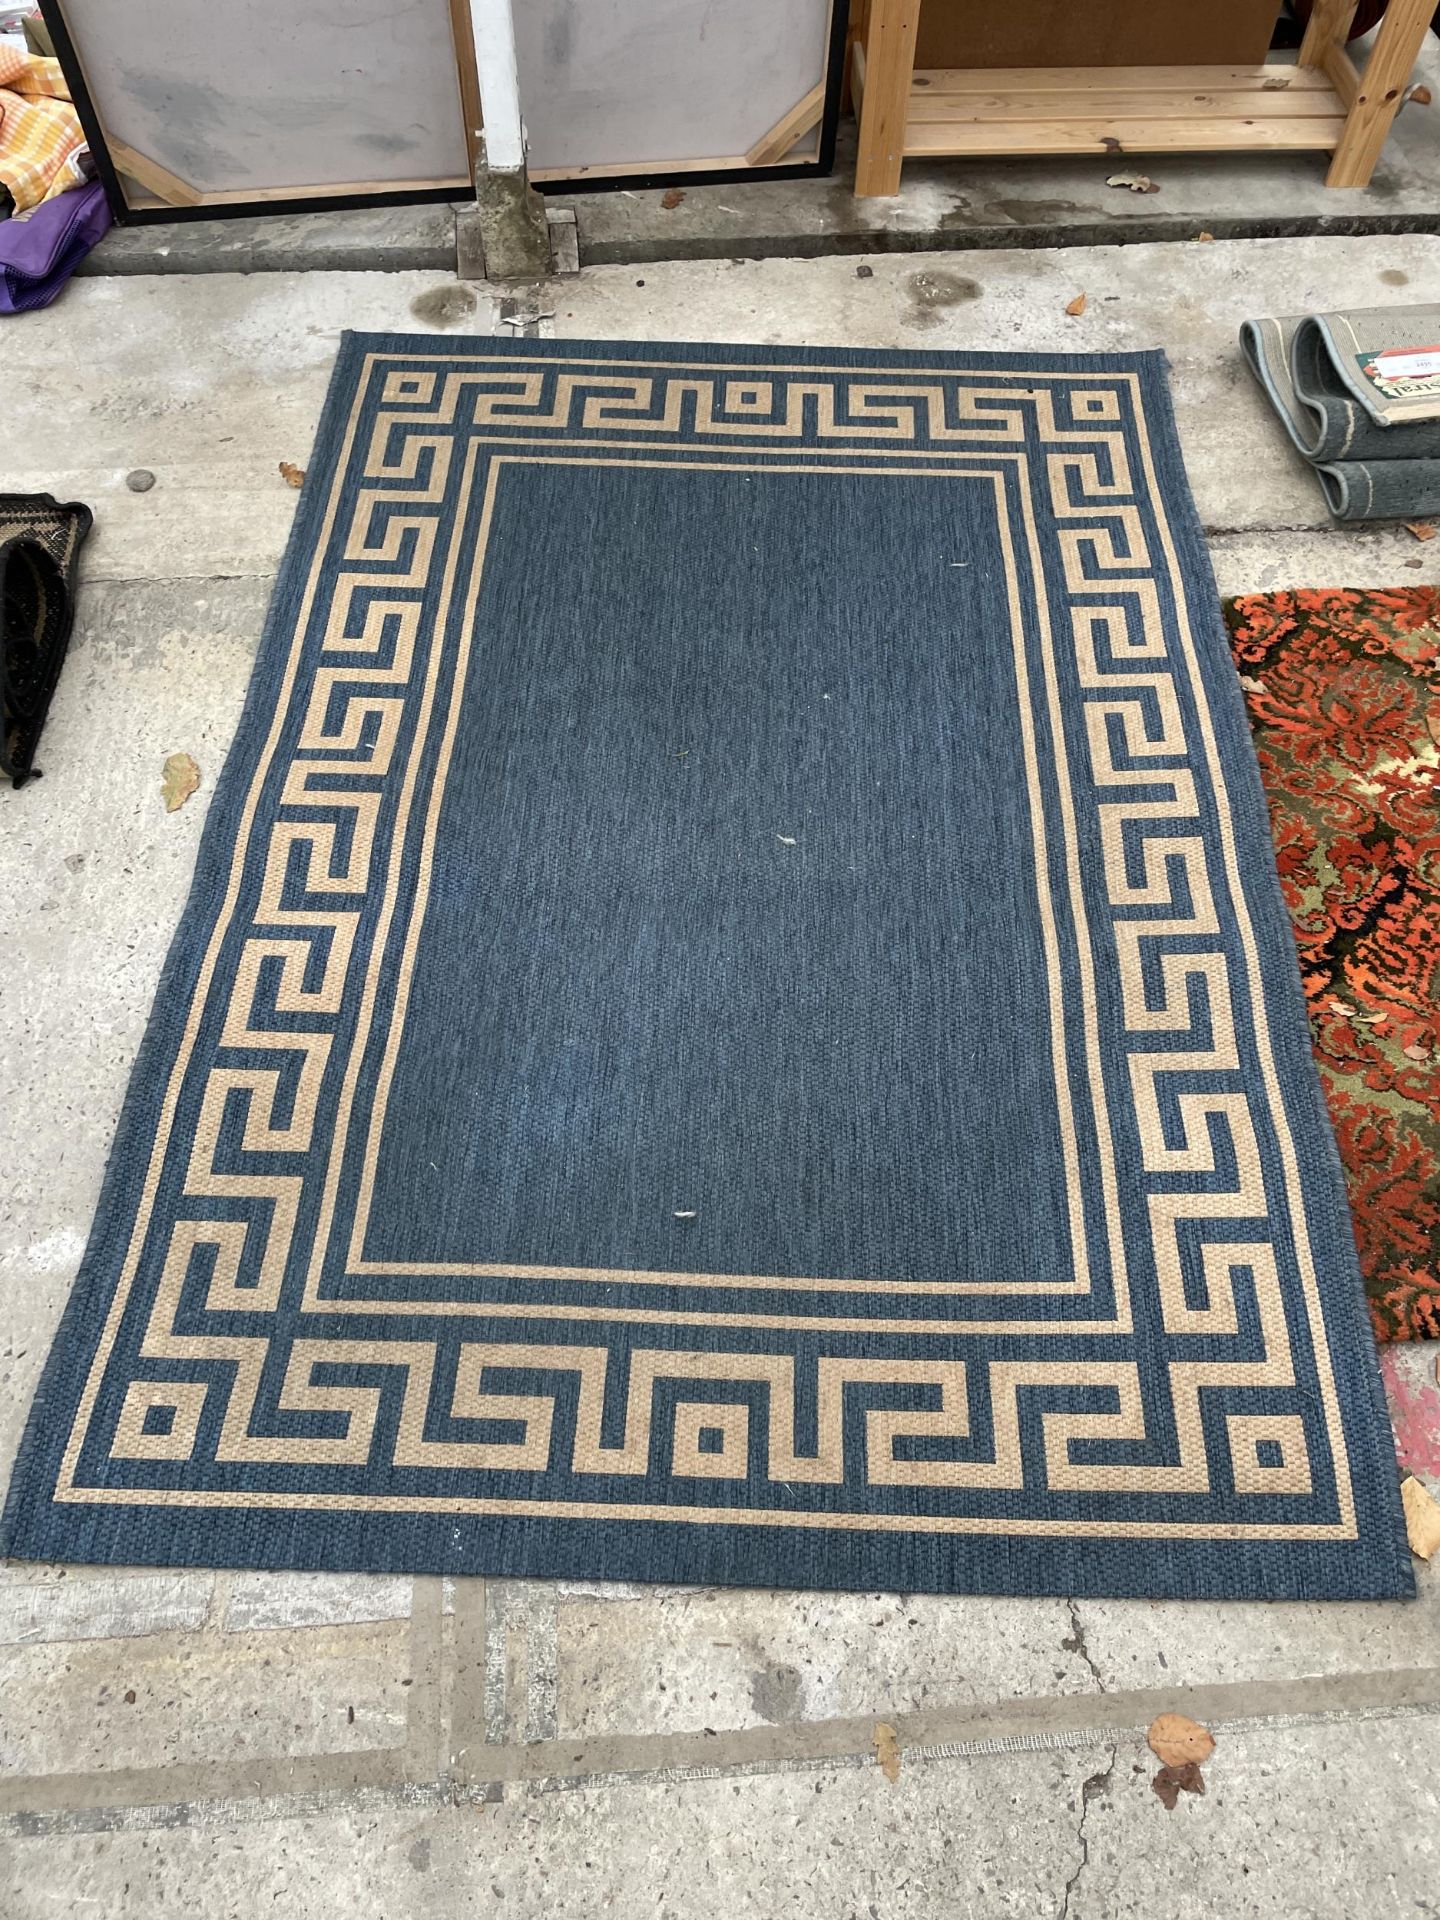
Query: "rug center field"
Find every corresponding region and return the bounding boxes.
[358,461,1075,1287]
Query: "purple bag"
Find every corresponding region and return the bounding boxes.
[0,180,111,314]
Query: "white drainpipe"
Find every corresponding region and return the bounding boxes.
[467,0,526,170]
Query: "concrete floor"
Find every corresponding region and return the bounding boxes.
[2,233,1439,1915]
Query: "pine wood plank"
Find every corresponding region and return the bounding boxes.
[902,113,1346,158]
[909,63,1336,96]
[193,176,471,205]
[746,82,827,166]
[1297,1,1361,71]
[906,86,1353,124]
[107,139,202,207]
[446,0,485,183]
[855,0,922,196]
[1320,43,1361,109]
[1325,0,1434,187]
[529,156,753,184]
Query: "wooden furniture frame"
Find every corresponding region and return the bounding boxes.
[852,0,1435,196]
[524,2,850,192]
[528,82,829,186]
[40,0,477,223]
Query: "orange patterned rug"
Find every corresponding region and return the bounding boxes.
[1227,588,1440,1341]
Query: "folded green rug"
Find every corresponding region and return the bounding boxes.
[1241,309,1440,522]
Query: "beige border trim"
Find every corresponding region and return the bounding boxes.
[55,1478,1351,1541]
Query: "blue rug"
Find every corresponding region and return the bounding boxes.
[3,335,1412,1599]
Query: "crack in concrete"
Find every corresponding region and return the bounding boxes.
[1062,1598,1107,1693]
[87,574,278,588]
[1204,522,1382,538]
[1057,1743,1116,1920]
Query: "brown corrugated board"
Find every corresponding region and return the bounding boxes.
[913,1,1280,71]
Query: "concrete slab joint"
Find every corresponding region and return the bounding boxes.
[547,207,580,277]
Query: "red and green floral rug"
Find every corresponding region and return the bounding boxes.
[1226,588,1440,1342]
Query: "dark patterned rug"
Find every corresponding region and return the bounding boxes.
[1227,588,1440,1343]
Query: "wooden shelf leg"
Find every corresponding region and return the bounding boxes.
[1322,0,1433,189]
[1296,0,1359,69]
[854,0,921,198]
[840,0,869,117]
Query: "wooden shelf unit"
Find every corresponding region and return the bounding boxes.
[852,0,1435,195]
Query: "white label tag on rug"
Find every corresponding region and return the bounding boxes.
[1357,345,1440,397]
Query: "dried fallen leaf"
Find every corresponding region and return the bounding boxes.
[1236,673,1264,693]
[1146,1712,1216,1769]
[873,1721,902,1784]
[1065,293,1087,317]
[1401,1475,1440,1559]
[123,1688,137,1705]
[160,752,200,814]
[1196,230,1216,242]
[279,461,305,489]
[1152,1760,1206,1810]
[661,187,685,210]
[1100,135,1123,154]
[1405,520,1436,541]
[1404,1043,1432,1062]
[1410,84,1433,106]
[1106,172,1159,193]
[1262,75,1291,90]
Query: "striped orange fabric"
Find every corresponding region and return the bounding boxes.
[0,43,85,213]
